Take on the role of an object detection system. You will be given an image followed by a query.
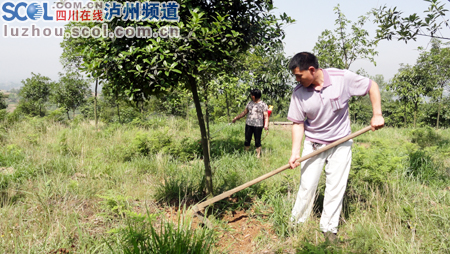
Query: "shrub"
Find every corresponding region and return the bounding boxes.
[114,107,140,124]
[110,213,213,254]
[349,223,382,253]
[97,191,132,219]
[410,126,443,148]
[16,100,46,117]
[3,109,21,126]
[78,97,95,120]
[0,109,7,122]
[132,130,172,156]
[57,129,70,155]
[27,116,48,133]
[169,137,202,161]
[0,126,6,144]
[0,144,27,190]
[296,241,345,254]
[46,108,67,122]
[406,150,444,185]
[127,130,200,161]
[350,139,406,187]
[130,116,168,129]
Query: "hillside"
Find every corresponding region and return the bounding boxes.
[0,116,449,253]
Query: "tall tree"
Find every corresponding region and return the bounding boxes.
[373,0,450,42]
[52,72,91,120]
[101,83,126,123]
[19,73,52,116]
[417,39,450,128]
[313,4,379,70]
[205,43,294,124]
[61,0,292,196]
[241,45,295,113]
[210,74,249,123]
[389,64,432,127]
[312,5,379,126]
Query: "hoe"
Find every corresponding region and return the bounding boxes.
[190,125,373,227]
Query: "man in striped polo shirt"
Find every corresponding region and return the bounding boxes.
[287,52,384,241]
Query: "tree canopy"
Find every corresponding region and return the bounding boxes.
[373,0,450,42]
[389,64,432,128]
[19,73,52,116]
[51,72,91,120]
[240,45,294,113]
[61,0,293,196]
[313,4,378,70]
[417,39,450,128]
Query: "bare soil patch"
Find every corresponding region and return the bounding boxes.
[163,205,278,253]
[0,167,14,175]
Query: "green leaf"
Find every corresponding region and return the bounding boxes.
[151,56,158,65]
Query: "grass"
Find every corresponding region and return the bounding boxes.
[109,210,213,254]
[0,116,449,253]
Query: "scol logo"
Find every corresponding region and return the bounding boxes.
[2,2,53,21]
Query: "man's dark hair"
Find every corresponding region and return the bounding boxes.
[288,52,319,71]
[250,89,262,99]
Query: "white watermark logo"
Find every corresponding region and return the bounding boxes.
[69,24,180,38]
[3,23,180,38]
[1,1,181,38]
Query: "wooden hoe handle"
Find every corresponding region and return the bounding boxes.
[193,125,372,212]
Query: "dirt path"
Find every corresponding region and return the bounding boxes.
[214,210,276,253]
[164,207,282,253]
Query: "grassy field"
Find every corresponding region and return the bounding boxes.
[0,115,449,253]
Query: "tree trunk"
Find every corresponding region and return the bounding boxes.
[225,90,231,123]
[404,105,407,127]
[205,94,211,142]
[186,99,189,121]
[73,108,75,119]
[414,107,417,129]
[117,104,121,124]
[189,78,213,197]
[437,98,442,129]
[67,110,70,120]
[94,78,98,130]
[338,9,348,69]
[186,99,190,132]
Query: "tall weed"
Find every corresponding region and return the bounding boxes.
[130,116,168,129]
[348,223,382,252]
[350,139,406,187]
[98,191,132,219]
[266,193,292,237]
[410,126,444,148]
[111,212,213,254]
[153,177,203,205]
[406,150,445,185]
[132,130,171,155]
[296,241,346,254]
[0,144,26,189]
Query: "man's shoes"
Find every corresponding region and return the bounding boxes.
[323,231,337,243]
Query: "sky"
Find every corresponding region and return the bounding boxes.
[1,0,450,88]
[274,0,450,81]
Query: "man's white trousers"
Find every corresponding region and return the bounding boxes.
[290,140,353,233]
